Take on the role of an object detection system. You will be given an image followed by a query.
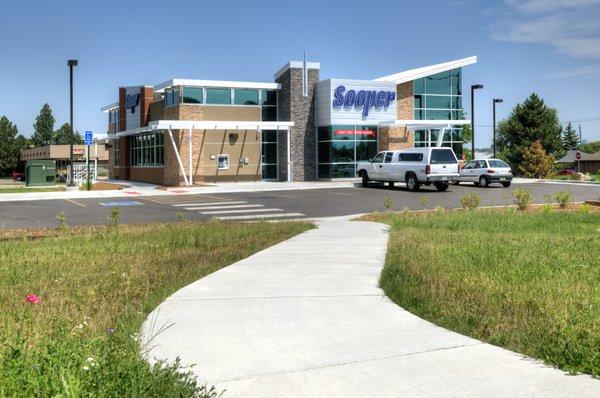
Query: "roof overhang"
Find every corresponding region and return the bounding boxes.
[379,119,471,130]
[101,102,119,113]
[374,56,478,84]
[106,120,295,139]
[153,79,280,93]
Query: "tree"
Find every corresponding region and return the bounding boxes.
[54,123,83,145]
[581,140,600,154]
[31,103,55,146]
[0,116,29,176]
[562,122,579,150]
[519,140,554,178]
[496,93,563,172]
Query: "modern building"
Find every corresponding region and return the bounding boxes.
[101,56,476,185]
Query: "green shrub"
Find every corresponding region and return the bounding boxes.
[513,188,533,210]
[384,195,393,212]
[554,191,573,209]
[56,211,66,230]
[460,192,481,210]
[419,195,429,209]
[109,208,120,226]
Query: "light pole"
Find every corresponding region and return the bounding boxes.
[492,98,503,158]
[470,84,483,160]
[67,59,78,186]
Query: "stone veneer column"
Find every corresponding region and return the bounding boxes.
[275,64,319,181]
[379,81,415,152]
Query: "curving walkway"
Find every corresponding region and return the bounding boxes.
[141,219,600,397]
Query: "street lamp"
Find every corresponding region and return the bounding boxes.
[492,98,503,158]
[67,59,78,186]
[470,84,484,160]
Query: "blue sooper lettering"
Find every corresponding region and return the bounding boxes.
[332,85,396,118]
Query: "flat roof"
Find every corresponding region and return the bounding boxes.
[153,79,280,92]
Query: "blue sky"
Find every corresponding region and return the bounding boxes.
[1,0,599,147]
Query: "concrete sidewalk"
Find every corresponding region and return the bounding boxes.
[141,220,599,397]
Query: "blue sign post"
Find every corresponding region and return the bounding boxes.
[85,131,93,190]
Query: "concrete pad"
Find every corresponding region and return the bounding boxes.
[141,220,600,397]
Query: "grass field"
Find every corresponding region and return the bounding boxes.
[0,186,65,193]
[0,220,312,396]
[370,208,600,377]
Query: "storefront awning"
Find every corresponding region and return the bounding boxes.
[106,120,294,139]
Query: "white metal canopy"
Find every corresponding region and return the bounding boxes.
[107,120,295,186]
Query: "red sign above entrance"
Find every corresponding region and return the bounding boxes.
[334,129,376,137]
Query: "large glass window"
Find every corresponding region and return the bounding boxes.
[234,89,259,105]
[317,125,378,178]
[413,68,464,155]
[128,132,164,167]
[206,88,232,104]
[182,87,203,104]
[165,88,180,107]
[261,90,277,105]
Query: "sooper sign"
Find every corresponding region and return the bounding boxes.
[332,85,396,118]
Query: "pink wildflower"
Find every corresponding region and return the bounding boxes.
[26,294,41,304]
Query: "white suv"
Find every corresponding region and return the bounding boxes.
[357,147,459,192]
[455,159,513,187]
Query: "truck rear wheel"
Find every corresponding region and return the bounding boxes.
[361,172,369,188]
[435,182,449,191]
[406,173,420,192]
[388,181,395,188]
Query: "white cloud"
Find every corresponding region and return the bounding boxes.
[492,0,600,60]
[546,64,600,79]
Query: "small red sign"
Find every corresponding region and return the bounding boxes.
[575,151,581,160]
[334,129,376,137]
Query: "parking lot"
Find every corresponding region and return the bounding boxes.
[0,182,599,229]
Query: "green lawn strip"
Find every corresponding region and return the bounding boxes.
[0,220,313,396]
[375,210,600,377]
[0,187,65,193]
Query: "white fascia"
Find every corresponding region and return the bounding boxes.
[379,119,471,130]
[100,102,119,113]
[154,79,280,93]
[374,56,478,84]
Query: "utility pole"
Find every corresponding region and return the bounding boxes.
[67,59,78,186]
[578,123,582,145]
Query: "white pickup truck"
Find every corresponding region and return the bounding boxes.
[356,147,459,191]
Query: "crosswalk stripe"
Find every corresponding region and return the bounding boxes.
[215,212,305,221]
[172,201,245,207]
[186,204,264,210]
[200,208,283,215]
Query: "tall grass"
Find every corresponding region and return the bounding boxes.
[376,209,600,377]
[0,220,312,396]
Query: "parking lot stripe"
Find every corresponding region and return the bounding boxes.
[172,201,246,207]
[65,199,86,207]
[186,204,264,210]
[200,208,283,215]
[328,191,354,196]
[215,212,305,221]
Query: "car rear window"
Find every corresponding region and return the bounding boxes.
[399,153,423,161]
[430,149,457,164]
[488,160,509,168]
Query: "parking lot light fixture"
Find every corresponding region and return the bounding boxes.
[493,98,503,158]
[470,84,484,160]
[67,59,78,186]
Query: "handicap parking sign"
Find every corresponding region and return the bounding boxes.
[85,131,93,145]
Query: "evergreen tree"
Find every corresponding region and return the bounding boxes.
[519,140,554,178]
[54,123,83,145]
[31,103,55,146]
[562,122,579,150]
[0,116,29,176]
[496,93,562,172]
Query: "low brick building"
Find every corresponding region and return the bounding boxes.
[101,56,476,185]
